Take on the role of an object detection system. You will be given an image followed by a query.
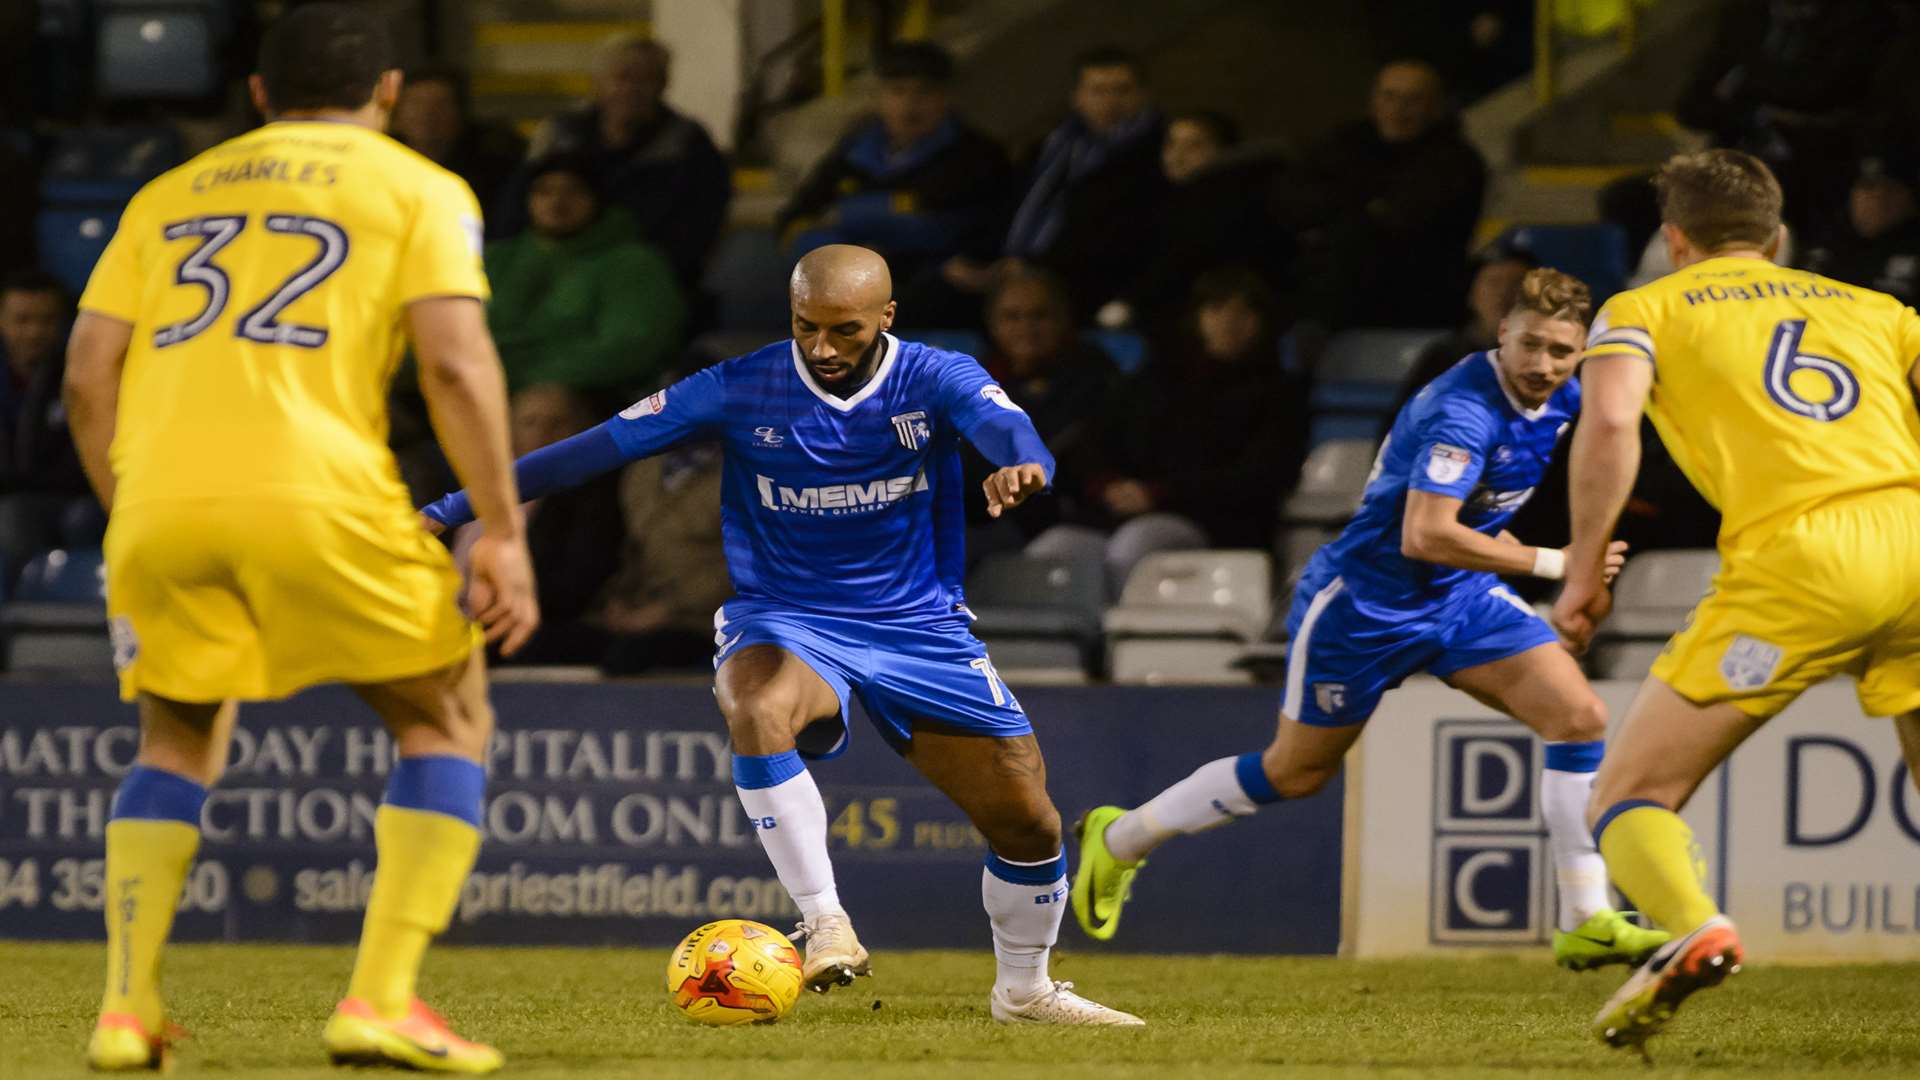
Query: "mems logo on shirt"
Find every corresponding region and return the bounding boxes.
[755,470,928,515]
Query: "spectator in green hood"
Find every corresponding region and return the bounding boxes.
[486,152,686,395]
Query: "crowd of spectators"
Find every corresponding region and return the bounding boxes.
[22,7,1865,673]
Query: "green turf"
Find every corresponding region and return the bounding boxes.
[4,942,1917,1078]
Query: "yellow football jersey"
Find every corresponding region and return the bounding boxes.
[78,120,488,514]
[1587,255,1920,551]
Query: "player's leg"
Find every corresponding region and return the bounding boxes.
[322,650,502,1074]
[1442,642,1666,968]
[90,694,236,1070]
[715,643,864,988]
[901,728,1142,1026]
[1585,677,1763,1049]
[1079,575,1388,940]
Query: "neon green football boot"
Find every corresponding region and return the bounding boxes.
[1071,806,1144,941]
[1554,909,1671,971]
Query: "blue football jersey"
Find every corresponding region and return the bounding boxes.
[603,333,1054,617]
[1307,351,1579,614]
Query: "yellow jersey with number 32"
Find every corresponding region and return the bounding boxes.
[77,120,488,514]
[1585,255,1920,552]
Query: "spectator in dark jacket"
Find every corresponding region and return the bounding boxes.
[1099,109,1289,334]
[779,43,1011,285]
[906,47,1166,326]
[453,385,624,665]
[966,269,1112,547]
[515,35,731,286]
[1275,59,1487,329]
[1033,267,1310,592]
[0,271,101,578]
[391,65,527,232]
[1798,147,1920,304]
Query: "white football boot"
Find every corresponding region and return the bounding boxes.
[796,912,872,992]
[990,981,1145,1026]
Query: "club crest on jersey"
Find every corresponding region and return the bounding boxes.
[620,389,667,420]
[1426,444,1472,484]
[1720,634,1783,691]
[890,410,931,450]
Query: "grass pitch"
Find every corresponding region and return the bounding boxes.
[3,942,1916,1078]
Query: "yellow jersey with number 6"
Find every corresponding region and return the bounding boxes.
[1586,255,1920,553]
[78,120,488,514]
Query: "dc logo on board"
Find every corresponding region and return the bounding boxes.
[1430,720,1547,944]
[1432,836,1543,942]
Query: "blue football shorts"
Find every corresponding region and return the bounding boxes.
[1281,571,1558,726]
[713,599,1031,758]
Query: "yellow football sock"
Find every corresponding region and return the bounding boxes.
[346,806,481,1018]
[1597,804,1721,934]
[101,819,201,1032]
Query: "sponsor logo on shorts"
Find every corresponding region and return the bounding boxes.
[1426,444,1472,485]
[619,389,667,420]
[108,616,138,673]
[1720,634,1783,691]
[1314,682,1347,714]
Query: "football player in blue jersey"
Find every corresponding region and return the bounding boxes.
[1072,268,1669,971]
[423,245,1141,1025]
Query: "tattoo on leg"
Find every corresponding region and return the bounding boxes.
[993,735,1045,781]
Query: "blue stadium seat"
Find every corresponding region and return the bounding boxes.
[41,126,184,205]
[14,548,107,604]
[96,7,220,101]
[1083,329,1146,373]
[37,206,123,296]
[914,329,986,357]
[1307,412,1386,449]
[1501,224,1631,305]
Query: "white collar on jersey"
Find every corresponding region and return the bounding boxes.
[1485,351,1550,421]
[791,331,899,412]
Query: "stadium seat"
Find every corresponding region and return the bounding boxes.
[1109,639,1253,685]
[96,7,220,101]
[1590,640,1665,681]
[3,549,110,675]
[6,631,115,674]
[1275,524,1337,593]
[36,207,122,295]
[1314,328,1448,384]
[1103,550,1272,645]
[966,552,1105,674]
[1602,549,1718,638]
[1281,438,1377,525]
[41,126,184,205]
[914,329,986,357]
[14,548,106,604]
[1501,224,1631,305]
[1307,412,1386,449]
[1083,329,1147,373]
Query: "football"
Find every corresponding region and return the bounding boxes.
[665,919,805,1025]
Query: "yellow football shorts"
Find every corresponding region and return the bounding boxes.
[1653,487,1920,718]
[104,498,477,703]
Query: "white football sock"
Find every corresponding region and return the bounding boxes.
[1105,753,1277,863]
[982,851,1065,1001]
[733,754,842,922]
[1541,743,1610,932]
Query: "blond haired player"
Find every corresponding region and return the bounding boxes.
[64,5,535,1072]
[1558,148,1920,1054]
